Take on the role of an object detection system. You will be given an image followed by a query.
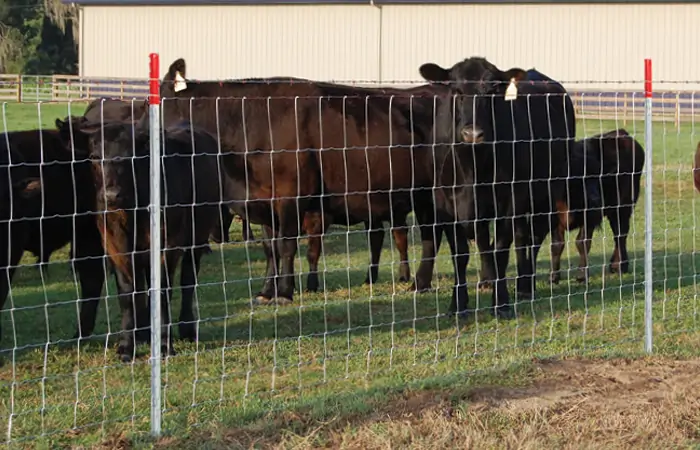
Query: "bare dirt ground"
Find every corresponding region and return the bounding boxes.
[111,356,700,449]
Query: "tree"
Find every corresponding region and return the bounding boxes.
[0,0,77,75]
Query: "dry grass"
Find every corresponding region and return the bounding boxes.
[141,355,700,450]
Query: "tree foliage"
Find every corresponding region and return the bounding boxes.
[0,0,78,75]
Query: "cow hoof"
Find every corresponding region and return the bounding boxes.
[271,296,293,306]
[448,308,470,320]
[409,281,433,293]
[517,290,534,301]
[162,345,177,357]
[491,305,515,320]
[477,280,493,292]
[117,346,134,363]
[609,263,628,275]
[251,295,273,306]
[576,275,588,284]
[398,275,410,283]
[179,323,197,342]
[549,273,561,285]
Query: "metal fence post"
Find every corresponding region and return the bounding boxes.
[644,58,653,354]
[148,52,163,437]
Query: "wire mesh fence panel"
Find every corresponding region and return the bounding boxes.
[0,60,698,447]
[653,82,700,342]
[0,99,154,446]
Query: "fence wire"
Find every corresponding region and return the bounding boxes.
[0,74,693,446]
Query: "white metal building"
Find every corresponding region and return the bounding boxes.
[67,0,700,91]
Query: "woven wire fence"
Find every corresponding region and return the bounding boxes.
[0,64,697,446]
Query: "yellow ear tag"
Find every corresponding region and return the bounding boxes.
[504,78,518,101]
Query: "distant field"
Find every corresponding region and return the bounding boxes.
[1,101,700,449]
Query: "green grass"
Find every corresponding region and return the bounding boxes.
[1,101,700,448]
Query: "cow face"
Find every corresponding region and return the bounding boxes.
[57,118,147,211]
[419,57,526,145]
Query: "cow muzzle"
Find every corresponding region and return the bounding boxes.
[460,126,484,144]
[102,188,125,205]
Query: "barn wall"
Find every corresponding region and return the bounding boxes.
[81,5,381,82]
[82,3,700,90]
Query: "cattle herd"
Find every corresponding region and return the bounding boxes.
[0,56,646,363]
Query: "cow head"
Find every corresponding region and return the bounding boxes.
[419,57,527,145]
[56,117,148,210]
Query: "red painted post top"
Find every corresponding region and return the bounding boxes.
[644,59,652,99]
[149,53,160,105]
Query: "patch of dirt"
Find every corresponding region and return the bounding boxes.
[469,357,700,414]
[146,357,700,449]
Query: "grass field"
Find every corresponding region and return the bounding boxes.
[1,101,700,449]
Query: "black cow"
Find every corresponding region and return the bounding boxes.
[152,58,470,315]
[0,129,108,352]
[549,128,643,281]
[59,118,222,360]
[82,98,251,246]
[418,56,582,316]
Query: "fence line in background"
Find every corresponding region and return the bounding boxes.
[0,74,698,129]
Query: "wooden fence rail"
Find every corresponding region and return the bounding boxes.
[0,74,697,129]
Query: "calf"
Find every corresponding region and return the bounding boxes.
[418,56,580,316]
[82,98,249,247]
[58,118,221,360]
[0,129,107,351]
[550,129,643,280]
[154,58,470,314]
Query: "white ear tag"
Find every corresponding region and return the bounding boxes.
[173,71,187,93]
[504,78,518,101]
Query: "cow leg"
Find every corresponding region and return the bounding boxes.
[443,223,470,316]
[178,246,204,342]
[113,266,147,363]
[271,202,301,305]
[549,222,566,284]
[0,233,24,349]
[210,206,233,244]
[303,211,327,293]
[242,219,254,242]
[529,226,547,287]
[575,226,594,283]
[364,221,386,286]
[253,224,280,305]
[306,235,322,293]
[160,248,182,356]
[392,216,411,283]
[72,233,107,340]
[608,207,632,274]
[514,217,535,300]
[490,217,515,319]
[475,220,495,292]
[410,206,442,293]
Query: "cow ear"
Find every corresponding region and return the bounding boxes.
[56,116,93,157]
[419,63,450,83]
[167,58,186,80]
[14,178,42,199]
